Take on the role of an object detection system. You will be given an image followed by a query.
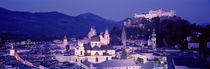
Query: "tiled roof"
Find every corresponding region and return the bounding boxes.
[92,46,100,50]
[91,35,100,41]
[84,44,114,50]
[97,59,138,68]
[82,60,100,67]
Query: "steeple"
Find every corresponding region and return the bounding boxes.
[105,28,109,35]
[11,44,14,49]
[63,35,68,46]
[122,27,126,48]
[151,28,157,51]
[88,27,96,39]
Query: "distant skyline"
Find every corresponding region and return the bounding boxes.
[0,0,209,24]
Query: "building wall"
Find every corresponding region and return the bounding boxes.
[75,45,85,56]
[82,56,112,63]
[188,43,199,49]
[91,41,101,48]
[10,49,15,56]
[90,50,103,56]
[130,53,154,63]
[107,50,115,56]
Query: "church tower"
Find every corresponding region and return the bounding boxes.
[63,35,68,47]
[76,42,85,56]
[104,29,110,45]
[122,27,127,48]
[151,28,157,51]
[88,27,97,39]
[10,44,15,56]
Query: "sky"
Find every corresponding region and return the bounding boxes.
[0,0,209,24]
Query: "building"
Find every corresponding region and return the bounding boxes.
[134,8,176,19]
[63,35,68,47]
[74,27,115,64]
[100,29,110,45]
[130,53,155,64]
[10,44,15,56]
[97,59,141,69]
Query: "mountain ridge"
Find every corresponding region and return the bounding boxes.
[0,7,120,40]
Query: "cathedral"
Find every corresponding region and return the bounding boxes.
[74,27,115,63]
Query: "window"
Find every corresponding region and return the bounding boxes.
[106,57,108,60]
[96,57,98,62]
[80,51,82,55]
[80,60,83,63]
[95,52,99,56]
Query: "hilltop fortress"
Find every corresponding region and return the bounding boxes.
[134,8,176,19]
[124,8,177,27]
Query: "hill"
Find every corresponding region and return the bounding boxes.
[0,8,120,40]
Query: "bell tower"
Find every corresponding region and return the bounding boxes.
[104,28,110,45]
[152,28,157,51]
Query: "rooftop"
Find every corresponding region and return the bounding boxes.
[97,59,138,68]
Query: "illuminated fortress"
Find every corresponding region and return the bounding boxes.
[134,8,176,19]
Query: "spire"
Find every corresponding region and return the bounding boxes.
[63,35,68,46]
[105,28,109,34]
[11,43,14,49]
[88,26,97,39]
[64,35,67,39]
[122,27,126,48]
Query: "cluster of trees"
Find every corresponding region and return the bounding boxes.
[110,16,210,48]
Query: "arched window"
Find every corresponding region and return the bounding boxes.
[96,57,98,62]
[80,51,82,55]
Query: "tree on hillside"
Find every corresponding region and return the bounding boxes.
[121,49,127,59]
[66,45,70,51]
[178,39,188,50]
[136,57,144,64]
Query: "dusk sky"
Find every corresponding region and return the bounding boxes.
[0,0,209,24]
